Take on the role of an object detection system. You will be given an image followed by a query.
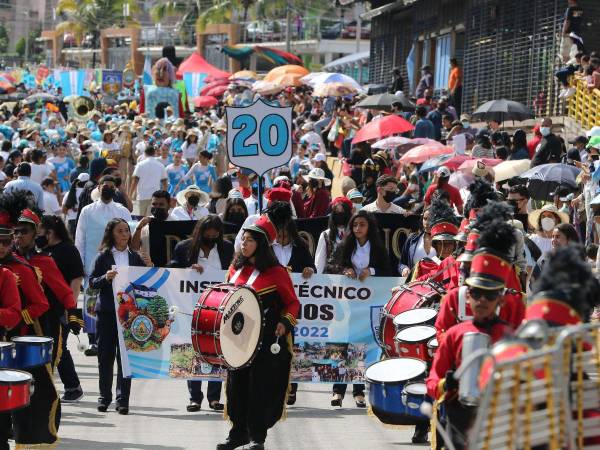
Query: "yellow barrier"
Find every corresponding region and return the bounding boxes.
[567,77,600,130]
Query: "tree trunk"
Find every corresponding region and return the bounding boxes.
[91,32,98,69]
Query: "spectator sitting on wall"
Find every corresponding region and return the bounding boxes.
[390,67,404,95]
[415,65,433,99]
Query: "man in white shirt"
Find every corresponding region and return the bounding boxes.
[75,175,132,274]
[41,177,61,215]
[299,122,326,154]
[30,149,55,184]
[362,175,406,214]
[129,145,168,216]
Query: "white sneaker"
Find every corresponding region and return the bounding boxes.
[564,87,576,99]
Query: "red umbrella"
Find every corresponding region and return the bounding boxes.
[443,155,473,170]
[203,75,230,84]
[399,144,454,164]
[199,79,229,96]
[204,85,228,98]
[352,115,414,144]
[193,96,219,108]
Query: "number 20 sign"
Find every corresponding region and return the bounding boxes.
[226,98,293,176]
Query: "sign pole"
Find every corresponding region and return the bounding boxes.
[257,173,263,213]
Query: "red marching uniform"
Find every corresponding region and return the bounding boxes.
[0,268,21,330]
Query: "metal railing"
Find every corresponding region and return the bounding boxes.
[567,77,600,130]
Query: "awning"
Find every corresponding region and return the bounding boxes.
[323,51,369,71]
[176,52,230,78]
[361,0,418,21]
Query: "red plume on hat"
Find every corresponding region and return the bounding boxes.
[0,211,12,237]
[265,187,292,203]
[331,196,353,210]
[18,209,41,227]
[243,215,277,244]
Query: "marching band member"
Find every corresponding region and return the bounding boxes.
[217,215,300,450]
[426,220,516,450]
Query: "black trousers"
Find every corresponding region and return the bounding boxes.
[436,399,477,450]
[58,323,81,390]
[450,86,463,117]
[97,311,130,406]
[332,383,365,396]
[187,380,222,403]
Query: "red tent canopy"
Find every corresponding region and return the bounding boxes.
[176,52,231,79]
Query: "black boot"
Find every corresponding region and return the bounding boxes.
[248,441,265,450]
[412,422,429,444]
[216,436,249,450]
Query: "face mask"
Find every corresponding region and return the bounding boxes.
[461,121,470,129]
[35,235,48,249]
[227,211,246,225]
[100,186,115,201]
[383,191,396,203]
[332,212,350,226]
[353,203,363,212]
[541,217,556,232]
[151,207,169,221]
[540,127,551,137]
[591,154,600,161]
[187,196,200,207]
[203,237,219,247]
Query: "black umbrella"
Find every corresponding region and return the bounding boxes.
[518,163,580,200]
[354,93,415,111]
[471,99,534,122]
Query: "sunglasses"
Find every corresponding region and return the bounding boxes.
[13,228,31,236]
[468,287,502,301]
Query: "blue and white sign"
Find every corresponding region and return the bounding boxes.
[225,98,293,175]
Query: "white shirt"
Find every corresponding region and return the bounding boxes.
[197,245,221,270]
[42,190,61,215]
[30,162,54,184]
[300,131,326,154]
[315,228,344,274]
[112,246,129,267]
[362,200,405,214]
[133,157,168,200]
[351,240,371,273]
[75,199,132,272]
[412,234,437,264]
[168,205,209,221]
[272,241,293,267]
[529,234,553,256]
[244,196,260,216]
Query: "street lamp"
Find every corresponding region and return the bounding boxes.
[23,10,29,66]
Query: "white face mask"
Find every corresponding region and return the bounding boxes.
[540,127,551,137]
[541,217,556,232]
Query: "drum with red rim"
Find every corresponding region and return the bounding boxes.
[191,283,264,370]
[380,281,444,357]
[0,370,33,412]
[394,325,437,362]
[393,308,438,329]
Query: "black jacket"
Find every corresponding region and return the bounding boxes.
[89,249,146,313]
[169,238,234,270]
[531,133,563,167]
[287,243,316,273]
[399,231,425,272]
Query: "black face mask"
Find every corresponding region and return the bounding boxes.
[308,179,320,189]
[592,155,600,161]
[332,212,350,226]
[227,211,246,225]
[35,235,48,249]
[187,196,200,207]
[151,207,169,221]
[203,237,219,247]
[101,187,115,201]
[383,191,396,203]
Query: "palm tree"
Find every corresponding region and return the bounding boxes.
[55,0,139,68]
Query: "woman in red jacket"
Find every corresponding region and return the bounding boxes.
[302,168,331,218]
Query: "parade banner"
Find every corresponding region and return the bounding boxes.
[59,70,85,96]
[101,70,123,96]
[112,266,403,382]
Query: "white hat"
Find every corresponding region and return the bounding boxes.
[472,161,489,178]
[346,188,364,202]
[312,153,327,163]
[273,175,291,186]
[227,189,243,199]
[77,172,90,183]
[436,166,451,178]
[528,204,570,230]
[176,185,210,207]
[587,126,600,138]
[303,168,331,186]
[301,122,314,131]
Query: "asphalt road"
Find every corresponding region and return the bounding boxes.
[51,335,424,450]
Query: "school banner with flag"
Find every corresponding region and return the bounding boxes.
[112,266,403,382]
[59,70,85,96]
[183,72,207,99]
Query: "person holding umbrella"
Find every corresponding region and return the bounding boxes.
[531,118,564,167]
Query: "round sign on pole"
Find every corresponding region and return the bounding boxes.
[226,98,293,176]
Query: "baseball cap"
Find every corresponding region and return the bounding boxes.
[312,153,327,163]
[436,166,451,178]
[568,135,588,145]
[77,172,90,183]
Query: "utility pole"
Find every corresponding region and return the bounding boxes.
[23,10,29,66]
[285,0,291,53]
[355,2,363,54]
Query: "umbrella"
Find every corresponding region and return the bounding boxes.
[193,96,219,108]
[302,72,362,91]
[518,163,581,200]
[25,92,58,104]
[252,80,284,95]
[203,75,229,84]
[471,99,534,122]
[372,136,413,149]
[263,73,304,87]
[0,83,15,94]
[264,65,309,81]
[457,158,502,172]
[399,144,454,164]
[354,93,415,111]
[442,155,473,170]
[313,82,359,97]
[230,70,257,80]
[493,159,531,182]
[204,85,228,98]
[352,115,414,144]
[419,153,455,173]
[199,80,229,96]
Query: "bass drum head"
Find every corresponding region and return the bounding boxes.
[395,325,436,343]
[365,357,426,384]
[12,336,52,344]
[219,287,263,369]
[0,370,31,383]
[393,308,437,327]
[404,382,427,395]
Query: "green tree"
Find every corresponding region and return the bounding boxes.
[15,37,25,57]
[55,0,139,68]
[0,23,9,54]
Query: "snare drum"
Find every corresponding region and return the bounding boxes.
[191,283,264,370]
[366,357,428,425]
[401,382,430,421]
[0,369,33,412]
[394,325,437,362]
[393,308,438,329]
[11,336,53,368]
[380,281,444,357]
[427,337,439,359]
[0,342,15,368]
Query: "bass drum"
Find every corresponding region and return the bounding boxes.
[379,281,444,357]
[191,283,264,370]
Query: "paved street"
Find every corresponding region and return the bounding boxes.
[53,335,421,450]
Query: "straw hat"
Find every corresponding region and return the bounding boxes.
[528,204,569,231]
[176,185,209,207]
[303,168,331,186]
